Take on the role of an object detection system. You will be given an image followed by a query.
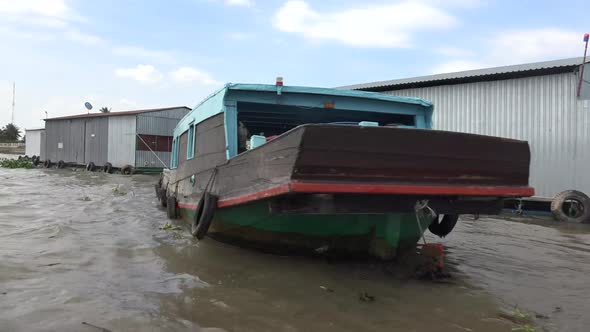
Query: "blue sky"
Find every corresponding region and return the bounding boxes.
[0,0,588,129]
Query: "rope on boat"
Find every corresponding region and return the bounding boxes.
[414,200,436,245]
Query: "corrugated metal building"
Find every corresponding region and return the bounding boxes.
[342,57,590,198]
[25,128,45,158]
[44,106,190,170]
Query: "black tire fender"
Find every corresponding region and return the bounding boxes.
[166,196,177,219]
[57,160,66,169]
[551,190,590,223]
[43,159,52,168]
[428,214,459,238]
[86,162,95,171]
[154,184,161,200]
[33,156,40,166]
[103,162,113,174]
[121,165,134,175]
[160,189,167,207]
[191,192,218,239]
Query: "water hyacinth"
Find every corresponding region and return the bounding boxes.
[0,158,33,169]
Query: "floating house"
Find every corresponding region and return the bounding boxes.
[25,128,45,157]
[342,57,590,199]
[43,106,190,171]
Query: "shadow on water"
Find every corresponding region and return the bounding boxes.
[1,168,589,331]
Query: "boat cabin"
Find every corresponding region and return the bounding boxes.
[170,83,433,173]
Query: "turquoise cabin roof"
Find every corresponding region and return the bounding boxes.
[173,83,433,138]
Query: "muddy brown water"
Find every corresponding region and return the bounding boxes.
[1,167,589,331]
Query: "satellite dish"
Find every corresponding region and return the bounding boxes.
[84,102,93,110]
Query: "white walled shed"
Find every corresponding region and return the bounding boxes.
[25,128,45,158]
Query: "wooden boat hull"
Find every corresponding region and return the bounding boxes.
[162,123,533,259]
[177,200,432,259]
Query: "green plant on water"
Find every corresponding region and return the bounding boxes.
[512,306,529,320]
[0,158,33,169]
[111,184,127,196]
[512,324,535,332]
[160,223,182,231]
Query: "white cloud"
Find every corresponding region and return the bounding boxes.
[0,0,69,18]
[64,29,103,45]
[432,60,485,74]
[170,67,219,85]
[432,28,583,74]
[225,0,252,6]
[435,46,476,58]
[0,0,101,46]
[227,32,255,41]
[115,65,163,84]
[489,28,582,64]
[112,46,176,64]
[273,1,456,48]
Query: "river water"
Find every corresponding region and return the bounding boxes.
[1,166,589,332]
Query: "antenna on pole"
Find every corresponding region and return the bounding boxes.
[11,82,15,124]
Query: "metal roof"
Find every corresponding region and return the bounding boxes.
[44,106,191,121]
[340,57,588,91]
[227,83,433,107]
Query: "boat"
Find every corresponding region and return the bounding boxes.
[155,81,534,259]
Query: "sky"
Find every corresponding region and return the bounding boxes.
[0,0,588,130]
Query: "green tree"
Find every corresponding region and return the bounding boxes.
[99,107,111,113]
[0,123,21,142]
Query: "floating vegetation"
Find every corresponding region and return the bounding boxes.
[160,223,182,231]
[512,306,529,320]
[512,324,535,332]
[0,158,33,169]
[111,184,127,196]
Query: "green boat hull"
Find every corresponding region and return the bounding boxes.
[178,200,432,260]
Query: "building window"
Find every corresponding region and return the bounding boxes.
[171,139,178,169]
[187,123,195,159]
[136,134,172,152]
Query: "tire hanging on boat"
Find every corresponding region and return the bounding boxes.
[191,192,218,239]
[86,162,95,171]
[550,190,590,223]
[190,168,219,239]
[32,156,40,166]
[160,189,167,207]
[167,196,178,219]
[428,214,459,238]
[57,160,66,169]
[43,159,52,168]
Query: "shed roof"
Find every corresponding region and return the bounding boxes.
[44,106,191,121]
[340,57,588,91]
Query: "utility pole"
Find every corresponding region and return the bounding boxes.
[11,82,15,124]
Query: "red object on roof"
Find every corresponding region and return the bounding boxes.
[44,106,190,121]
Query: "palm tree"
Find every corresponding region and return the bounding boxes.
[99,107,111,113]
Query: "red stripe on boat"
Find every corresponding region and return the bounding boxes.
[178,202,197,209]
[217,183,291,208]
[289,182,535,197]
[215,182,534,208]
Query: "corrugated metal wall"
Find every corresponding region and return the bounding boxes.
[387,72,590,198]
[107,116,136,168]
[25,130,43,157]
[84,117,109,165]
[135,107,189,168]
[45,119,85,164]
